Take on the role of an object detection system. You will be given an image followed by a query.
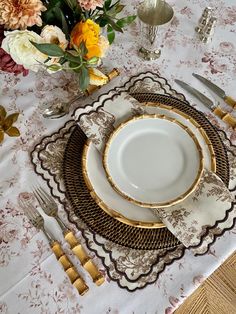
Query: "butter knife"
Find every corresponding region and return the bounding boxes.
[175,79,236,130]
[192,73,236,109]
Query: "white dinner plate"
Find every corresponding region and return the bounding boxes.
[82,104,215,228]
[103,114,204,208]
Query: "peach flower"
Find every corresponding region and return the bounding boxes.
[0,0,46,30]
[78,0,104,11]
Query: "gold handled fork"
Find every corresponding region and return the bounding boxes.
[19,198,89,295]
[33,186,105,286]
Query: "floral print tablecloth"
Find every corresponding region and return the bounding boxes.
[1,1,236,313]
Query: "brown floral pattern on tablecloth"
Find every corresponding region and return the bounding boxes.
[1,0,236,313]
[0,197,49,268]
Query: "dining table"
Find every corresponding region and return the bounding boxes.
[1,0,236,313]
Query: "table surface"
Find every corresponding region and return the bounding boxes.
[1,1,236,313]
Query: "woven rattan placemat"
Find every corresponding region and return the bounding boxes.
[63,93,229,250]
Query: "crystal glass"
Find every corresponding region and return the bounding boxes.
[137,0,174,60]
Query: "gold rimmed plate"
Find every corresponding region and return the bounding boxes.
[82,103,216,228]
[64,93,229,250]
[103,114,204,208]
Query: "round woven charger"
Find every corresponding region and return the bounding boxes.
[63,93,229,250]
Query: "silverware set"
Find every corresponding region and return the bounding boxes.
[175,74,236,130]
[21,186,105,295]
[192,73,236,109]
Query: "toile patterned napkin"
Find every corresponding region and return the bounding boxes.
[74,91,145,152]
[153,169,234,255]
[73,80,236,256]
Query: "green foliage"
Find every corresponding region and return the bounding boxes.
[78,42,88,57]
[93,1,136,43]
[116,15,136,28]
[42,0,136,45]
[107,24,115,44]
[47,64,62,71]
[36,0,137,90]
[106,17,123,32]
[53,6,69,37]
[87,56,99,65]
[42,0,81,36]
[64,51,82,63]
[46,0,61,9]
[104,0,112,10]
[32,40,94,90]
[113,4,125,14]
[78,66,89,91]
[31,42,65,56]
[63,0,78,11]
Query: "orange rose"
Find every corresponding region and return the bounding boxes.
[70,19,102,59]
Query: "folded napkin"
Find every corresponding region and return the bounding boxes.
[153,168,234,255]
[74,91,145,152]
[74,89,235,255]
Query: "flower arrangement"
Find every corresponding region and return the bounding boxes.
[0,0,136,89]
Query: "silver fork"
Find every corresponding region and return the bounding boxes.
[33,186,105,286]
[19,198,52,242]
[20,197,89,295]
[33,186,68,232]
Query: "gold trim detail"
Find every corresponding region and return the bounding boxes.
[103,114,204,209]
[145,102,216,172]
[65,93,228,248]
[82,143,164,229]
[82,104,216,229]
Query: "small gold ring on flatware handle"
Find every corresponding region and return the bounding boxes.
[213,107,236,130]
[225,96,236,110]
[107,68,120,81]
[64,231,105,286]
[85,68,120,96]
[51,240,89,295]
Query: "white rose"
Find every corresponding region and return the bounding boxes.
[1,30,47,72]
[41,25,68,50]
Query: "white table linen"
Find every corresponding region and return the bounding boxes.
[1,0,236,313]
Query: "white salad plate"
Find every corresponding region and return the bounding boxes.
[103,114,204,208]
[82,104,215,228]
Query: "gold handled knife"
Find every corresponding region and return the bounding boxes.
[192,73,236,109]
[175,79,236,130]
